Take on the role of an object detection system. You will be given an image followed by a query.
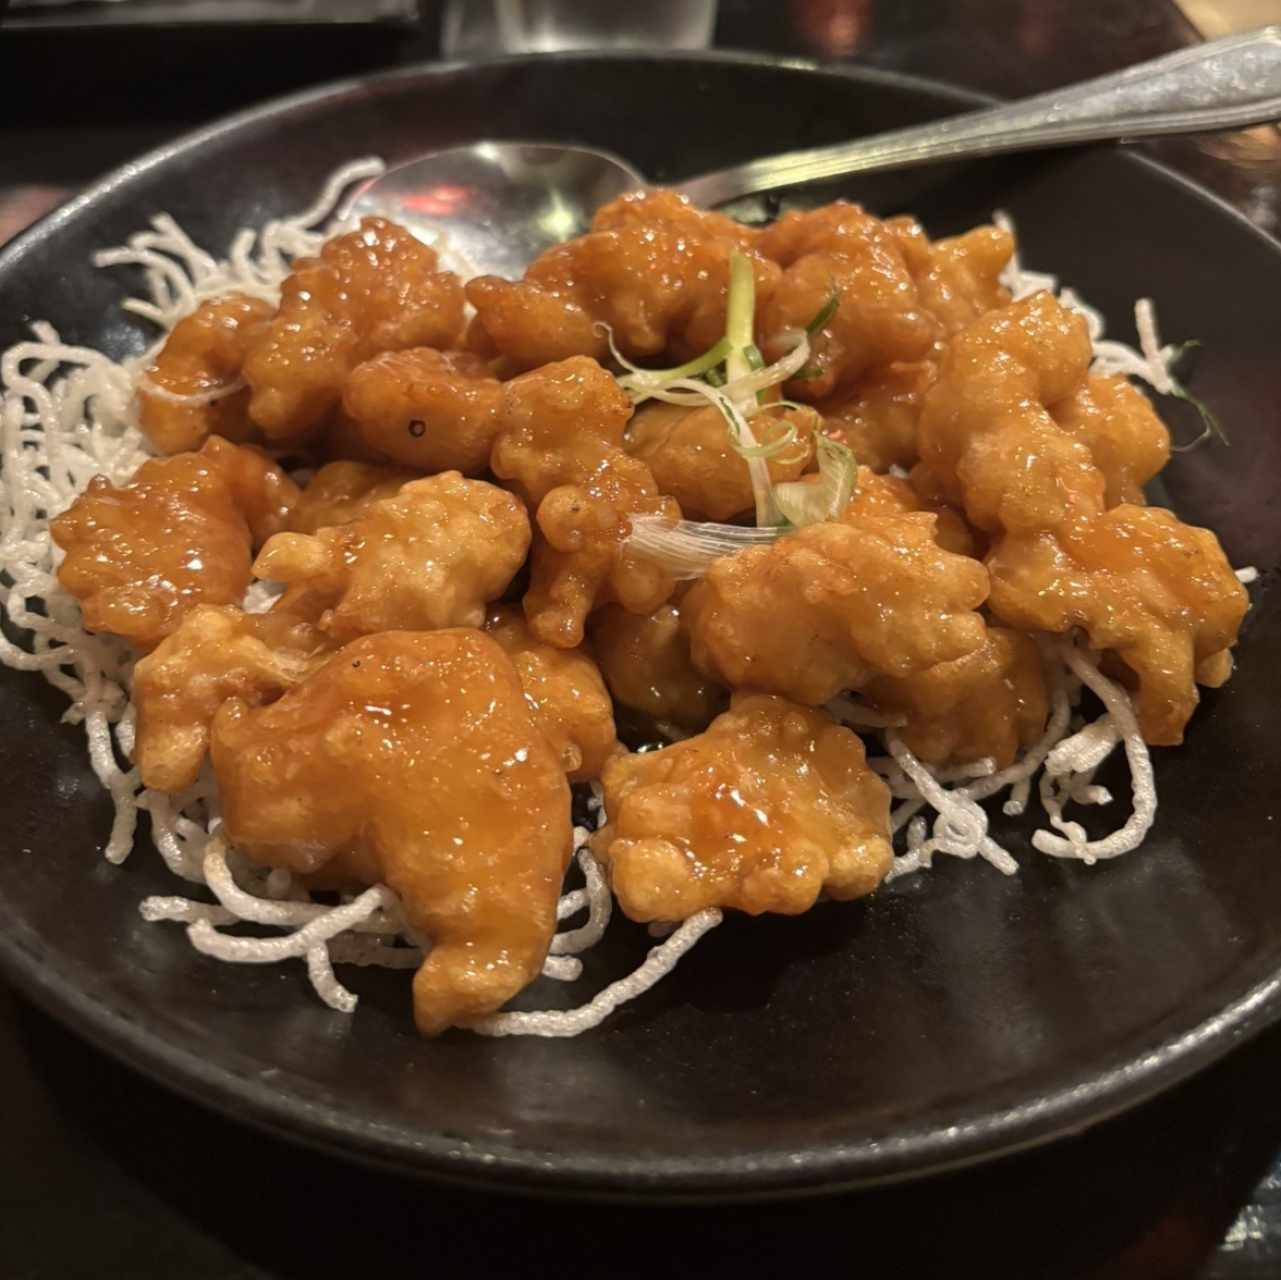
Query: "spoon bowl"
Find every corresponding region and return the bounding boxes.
[345,141,645,279]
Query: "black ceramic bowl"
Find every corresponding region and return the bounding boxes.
[0,53,1278,1200]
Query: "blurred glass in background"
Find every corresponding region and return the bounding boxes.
[441,0,718,56]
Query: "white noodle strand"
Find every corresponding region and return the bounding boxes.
[473,910,723,1039]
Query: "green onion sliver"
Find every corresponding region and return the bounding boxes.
[717,332,811,405]
[662,375,781,526]
[725,250,757,354]
[804,287,840,334]
[773,432,858,528]
[626,514,787,578]
[617,336,733,392]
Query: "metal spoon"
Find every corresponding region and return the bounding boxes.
[349,26,1281,278]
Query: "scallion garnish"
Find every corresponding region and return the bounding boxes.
[774,432,858,528]
[617,248,855,572]
[626,515,787,578]
[804,287,840,334]
[1166,340,1229,451]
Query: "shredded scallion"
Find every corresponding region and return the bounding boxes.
[626,515,786,578]
[774,432,858,528]
[1166,341,1229,451]
[804,287,840,335]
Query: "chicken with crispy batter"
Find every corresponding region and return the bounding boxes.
[864,627,1048,768]
[243,217,464,444]
[920,292,1245,743]
[138,293,274,454]
[133,603,327,792]
[591,593,727,733]
[485,604,619,782]
[254,471,529,643]
[493,356,679,648]
[285,461,417,535]
[683,512,990,706]
[52,436,298,650]
[592,693,892,920]
[626,401,814,522]
[467,192,780,370]
[342,347,504,475]
[211,629,573,1034]
[757,202,935,401]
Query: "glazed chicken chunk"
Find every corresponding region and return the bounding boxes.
[887,217,1013,340]
[490,353,634,506]
[757,202,935,400]
[1050,372,1171,507]
[484,604,620,782]
[864,627,1049,768]
[988,507,1247,745]
[286,461,418,534]
[918,291,1102,534]
[210,629,573,1034]
[52,436,298,650]
[819,361,934,474]
[342,347,504,475]
[467,191,780,369]
[254,471,529,643]
[920,292,1245,744]
[841,466,976,558]
[626,402,814,523]
[492,356,680,648]
[138,293,274,454]
[243,217,464,444]
[683,512,990,706]
[592,694,893,920]
[133,603,327,792]
[591,596,727,733]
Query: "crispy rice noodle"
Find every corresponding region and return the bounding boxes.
[0,172,1254,1033]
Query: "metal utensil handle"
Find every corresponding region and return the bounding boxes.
[678,26,1281,207]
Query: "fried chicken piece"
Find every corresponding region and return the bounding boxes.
[138,293,275,454]
[592,693,892,921]
[286,462,417,535]
[987,506,1247,745]
[888,218,1013,339]
[864,627,1048,767]
[591,190,760,247]
[819,361,934,473]
[466,196,779,370]
[591,596,727,732]
[211,629,573,1034]
[491,354,634,507]
[1050,373,1171,506]
[841,466,976,558]
[683,513,989,705]
[528,475,679,649]
[757,203,935,401]
[342,347,504,475]
[320,409,395,466]
[254,472,529,644]
[626,402,814,522]
[918,291,1102,534]
[922,293,1245,744]
[243,217,464,444]
[484,604,619,781]
[51,436,299,650]
[493,357,679,647]
[133,604,327,792]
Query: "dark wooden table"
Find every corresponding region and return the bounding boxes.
[3,3,1280,1276]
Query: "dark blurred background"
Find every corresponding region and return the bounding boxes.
[2,3,1280,1277]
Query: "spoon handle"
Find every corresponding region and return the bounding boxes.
[678,27,1281,207]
